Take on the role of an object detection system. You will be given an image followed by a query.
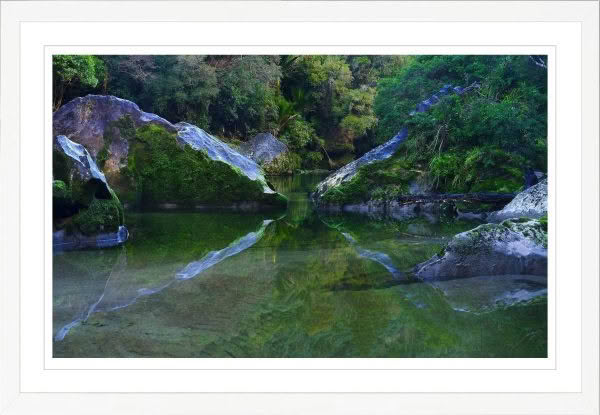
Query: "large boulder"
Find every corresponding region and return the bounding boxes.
[53,135,128,250]
[53,95,286,209]
[313,128,408,200]
[414,218,547,280]
[239,133,288,165]
[239,132,300,175]
[53,95,175,175]
[488,179,547,222]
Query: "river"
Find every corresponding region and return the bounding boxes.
[53,173,547,357]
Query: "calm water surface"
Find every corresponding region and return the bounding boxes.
[53,174,547,357]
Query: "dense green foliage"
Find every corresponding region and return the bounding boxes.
[72,192,124,235]
[54,55,411,170]
[53,55,105,110]
[373,55,547,194]
[321,56,547,203]
[54,54,546,195]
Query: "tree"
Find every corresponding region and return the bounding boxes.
[53,55,105,110]
[373,55,548,192]
[210,55,282,137]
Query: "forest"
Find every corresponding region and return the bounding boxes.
[52,54,549,358]
[53,54,547,191]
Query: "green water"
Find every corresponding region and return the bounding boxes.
[53,174,547,358]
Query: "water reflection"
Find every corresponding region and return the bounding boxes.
[54,215,275,341]
[341,232,404,280]
[53,173,547,357]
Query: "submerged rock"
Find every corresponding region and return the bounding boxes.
[53,135,127,250]
[488,179,547,222]
[414,218,547,280]
[53,95,286,209]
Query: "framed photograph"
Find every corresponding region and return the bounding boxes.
[1,1,598,414]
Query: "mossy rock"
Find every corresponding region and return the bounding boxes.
[54,96,287,210]
[320,153,418,205]
[262,152,302,175]
[415,218,548,280]
[53,135,126,238]
[124,124,286,209]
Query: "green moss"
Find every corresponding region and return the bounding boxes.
[53,180,69,200]
[322,172,370,204]
[52,149,72,183]
[96,146,109,169]
[451,223,504,256]
[72,194,124,236]
[125,124,285,209]
[262,152,302,175]
[469,174,523,194]
[109,187,125,225]
[321,154,418,205]
[538,214,548,232]
[53,180,74,218]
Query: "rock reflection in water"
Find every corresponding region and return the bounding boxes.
[53,173,547,358]
[54,218,274,341]
[430,274,548,312]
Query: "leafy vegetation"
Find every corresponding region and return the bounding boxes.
[54,55,413,171]
[373,55,547,195]
[54,54,547,200]
[53,55,105,110]
[72,194,123,235]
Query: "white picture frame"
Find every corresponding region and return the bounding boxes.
[1,1,598,414]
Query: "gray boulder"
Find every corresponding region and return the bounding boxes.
[53,95,284,207]
[414,218,547,280]
[53,95,175,175]
[239,132,289,165]
[488,179,547,222]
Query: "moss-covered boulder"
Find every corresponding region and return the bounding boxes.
[488,179,547,222]
[314,127,410,203]
[414,218,547,280]
[125,123,286,209]
[314,84,477,203]
[53,95,286,210]
[53,135,127,250]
